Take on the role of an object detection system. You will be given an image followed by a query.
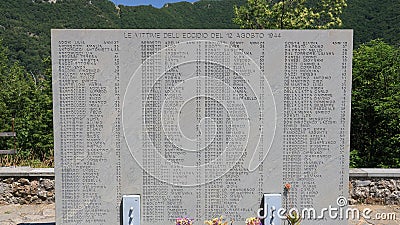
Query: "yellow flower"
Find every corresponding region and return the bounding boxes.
[204,216,229,225]
[245,217,261,225]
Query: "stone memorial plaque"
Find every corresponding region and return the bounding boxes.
[52,29,352,225]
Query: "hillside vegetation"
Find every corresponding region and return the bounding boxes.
[0,0,243,74]
[0,0,398,74]
[341,0,400,47]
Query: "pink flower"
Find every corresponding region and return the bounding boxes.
[176,217,194,225]
[245,217,261,225]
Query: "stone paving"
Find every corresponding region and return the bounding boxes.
[0,204,399,225]
[348,205,400,225]
[0,204,55,225]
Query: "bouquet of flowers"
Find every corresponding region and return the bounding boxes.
[176,217,194,225]
[245,217,261,225]
[204,216,231,225]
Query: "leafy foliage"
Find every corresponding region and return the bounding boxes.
[233,0,347,29]
[0,0,399,74]
[0,0,119,74]
[0,0,244,75]
[351,40,400,168]
[118,0,244,29]
[0,42,53,166]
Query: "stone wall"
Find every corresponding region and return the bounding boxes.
[349,177,400,205]
[0,177,55,204]
[0,168,399,205]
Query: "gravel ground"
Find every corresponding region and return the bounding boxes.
[0,204,55,225]
[0,204,398,225]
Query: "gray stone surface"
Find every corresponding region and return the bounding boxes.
[0,167,54,177]
[51,29,353,224]
[350,168,400,178]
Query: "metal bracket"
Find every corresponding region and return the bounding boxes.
[122,195,140,225]
[264,193,282,225]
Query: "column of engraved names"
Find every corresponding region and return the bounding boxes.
[141,40,164,222]
[204,41,228,218]
[162,40,187,219]
[283,41,337,208]
[224,40,265,221]
[337,41,349,195]
[283,41,304,208]
[300,43,328,208]
[202,40,263,221]
[254,40,265,207]
[85,42,118,223]
[83,41,121,223]
[113,40,121,221]
[58,39,119,224]
[195,41,205,220]
[58,41,85,223]
[306,42,340,208]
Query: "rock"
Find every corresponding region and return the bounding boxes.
[3,178,14,184]
[34,198,43,204]
[355,180,371,187]
[388,179,396,191]
[389,193,398,199]
[355,188,369,199]
[12,182,20,193]
[11,197,18,204]
[30,180,39,195]
[23,185,31,196]
[0,183,11,194]
[14,191,22,197]
[5,192,13,198]
[377,188,391,199]
[377,180,390,189]
[359,187,369,197]
[370,185,378,193]
[41,179,54,190]
[31,180,39,187]
[18,178,30,185]
[348,198,357,205]
[38,190,47,199]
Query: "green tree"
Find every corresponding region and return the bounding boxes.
[233,0,347,29]
[0,42,53,166]
[351,40,400,168]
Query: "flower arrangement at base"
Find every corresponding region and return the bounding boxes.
[176,217,194,225]
[284,183,301,225]
[245,217,261,225]
[204,216,231,225]
[286,211,301,225]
